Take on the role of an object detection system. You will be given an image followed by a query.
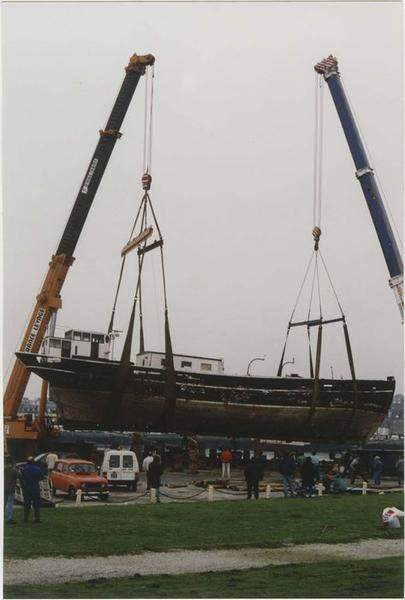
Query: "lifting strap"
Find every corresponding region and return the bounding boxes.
[276,325,291,377]
[138,252,145,354]
[340,318,359,436]
[103,252,145,425]
[159,242,177,429]
[306,322,322,426]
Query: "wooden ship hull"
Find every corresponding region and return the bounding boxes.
[17,352,394,443]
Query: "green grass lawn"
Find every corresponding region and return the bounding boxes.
[4,557,404,598]
[4,494,403,559]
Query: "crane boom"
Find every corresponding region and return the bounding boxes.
[314,55,403,321]
[4,52,155,431]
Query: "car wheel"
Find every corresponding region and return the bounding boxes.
[100,493,109,502]
[68,486,76,500]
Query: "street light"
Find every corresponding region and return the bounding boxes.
[247,356,266,376]
[280,357,295,375]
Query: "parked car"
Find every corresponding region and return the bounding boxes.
[51,459,109,501]
[101,450,139,490]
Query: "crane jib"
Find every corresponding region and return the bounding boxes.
[56,62,151,258]
[322,66,403,281]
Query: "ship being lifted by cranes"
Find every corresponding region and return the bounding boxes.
[5,53,402,455]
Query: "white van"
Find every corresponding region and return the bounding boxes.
[101,450,139,490]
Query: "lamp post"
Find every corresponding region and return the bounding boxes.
[247,356,266,376]
[280,357,295,375]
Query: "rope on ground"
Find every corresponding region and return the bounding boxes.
[159,488,208,501]
[109,491,149,504]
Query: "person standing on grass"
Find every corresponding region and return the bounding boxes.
[4,455,19,525]
[148,455,163,503]
[395,457,404,487]
[244,457,261,500]
[310,451,320,481]
[46,452,58,474]
[220,448,232,481]
[349,454,361,484]
[301,457,316,497]
[371,456,383,487]
[256,451,267,481]
[279,452,296,498]
[21,457,44,523]
[142,451,154,490]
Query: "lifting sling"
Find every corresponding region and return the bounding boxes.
[277,71,359,439]
[104,64,177,428]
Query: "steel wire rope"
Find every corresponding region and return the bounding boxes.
[340,78,403,251]
[313,73,320,228]
[318,249,345,316]
[317,79,324,230]
[108,62,155,334]
[313,75,324,230]
[142,65,155,175]
[288,251,316,322]
[147,65,155,173]
[142,67,150,174]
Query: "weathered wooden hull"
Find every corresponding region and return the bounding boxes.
[17,352,395,443]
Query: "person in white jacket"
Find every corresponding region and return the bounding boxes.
[142,452,154,490]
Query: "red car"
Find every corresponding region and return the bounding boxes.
[51,459,109,501]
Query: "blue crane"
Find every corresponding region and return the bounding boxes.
[314,55,403,321]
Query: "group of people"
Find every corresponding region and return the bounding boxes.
[278,451,405,498]
[279,451,351,498]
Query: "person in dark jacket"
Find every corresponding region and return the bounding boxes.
[256,452,267,481]
[301,457,316,497]
[245,458,261,499]
[148,455,163,503]
[371,456,383,486]
[4,455,19,524]
[21,457,44,523]
[279,453,296,497]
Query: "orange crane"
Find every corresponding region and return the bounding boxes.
[4,52,155,455]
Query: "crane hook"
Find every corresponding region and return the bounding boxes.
[312,226,321,251]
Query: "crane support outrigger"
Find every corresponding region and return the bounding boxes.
[4,52,155,451]
[314,55,404,321]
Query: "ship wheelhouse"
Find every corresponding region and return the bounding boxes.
[41,329,111,361]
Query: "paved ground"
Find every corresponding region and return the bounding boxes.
[53,469,402,506]
[4,539,403,585]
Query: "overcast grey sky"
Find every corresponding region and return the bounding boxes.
[2,1,404,400]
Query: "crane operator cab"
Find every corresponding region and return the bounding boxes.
[40,329,116,361]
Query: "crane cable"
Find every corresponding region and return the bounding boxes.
[107,65,155,336]
[278,73,348,377]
